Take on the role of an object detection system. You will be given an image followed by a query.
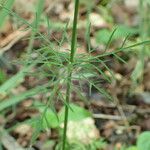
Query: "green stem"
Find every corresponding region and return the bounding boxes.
[138,0,149,82]
[62,0,79,149]
[70,0,80,63]
[27,0,45,53]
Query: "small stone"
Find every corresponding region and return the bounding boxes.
[61,117,100,145]
[15,124,32,136]
[90,13,106,28]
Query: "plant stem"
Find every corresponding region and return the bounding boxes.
[62,0,79,149]
[27,0,45,53]
[138,0,149,82]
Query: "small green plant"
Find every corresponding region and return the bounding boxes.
[1,1,150,150]
[137,131,150,150]
[62,0,80,149]
[114,131,150,150]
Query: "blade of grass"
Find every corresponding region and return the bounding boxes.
[27,0,45,53]
[92,40,150,59]
[0,85,48,111]
[104,28,117,52]
[0,66,33,97]
[0,5,52,45]
[0,0,15,27]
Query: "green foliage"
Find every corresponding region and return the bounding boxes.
[76,139,106,150]
[132,0,150,85]
[33,102,91,129]
[27,0,45,52]
[96,25,138,44]
[0,0,150,149]
[120,131,150,150]
[131,60,143,83]
[100,0,110,6]
[59,103,92,123]
[0,0,15,27]
[88,139,107,150]
[0,70,6,84]
[0,85,48,112]
[62,0,80,149]
[0,66,32,97]
[80,0,95,7]
[56,139,106,150]
[127,147,137,150]
[28,103,92,144]
[34,102,59,129]
[137,131,150,150]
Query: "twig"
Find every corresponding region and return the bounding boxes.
[113,95,129,127]
[93,113,124,120]
[93,113,136,121]
[91,100,150,114]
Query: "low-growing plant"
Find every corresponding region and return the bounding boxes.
[116,131,150,150]
[0,1,150,150]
